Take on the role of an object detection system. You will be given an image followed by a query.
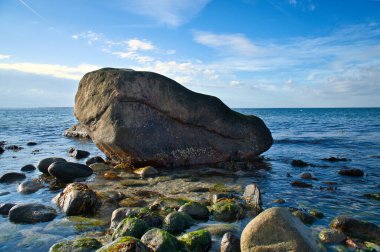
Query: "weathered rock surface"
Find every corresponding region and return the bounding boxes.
[48,161,93,182]
[37,157,67,173]
[18,180,43,194]
[221,232,241,252]
[49,237,102,252]
[8,203,57,223]
[178,202,209,220]
[97,236,150,252]
[178,229,212,252]
[141,228,181,252]
[112,217,149,240]
[74,68,272,167]
[0,172,26,183]
[330,216,380,242]
[243,184,262,212]
[212,201,243,222]
[64,123,90,139]
[240,207,318,252]
[54,183,101,216]
[163,211,194,234]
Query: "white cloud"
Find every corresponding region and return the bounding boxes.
[0,62,100,80]
[0,54,11,60]
[193,31,259,55]
[126,39,155,51]
[72,31,103,45]
[120,0,211,27]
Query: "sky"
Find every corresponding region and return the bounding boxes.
[0,0,379,108]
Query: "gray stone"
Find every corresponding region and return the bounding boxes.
[8,203,57,223]
[64,123,90,139]
[48,161,93,182]
[0,203,16,215]
[221,232,240,252]
[21,164,36,172]
[0,172,26,183]
[74,68,272,167]
[178,202,209,220]
[18,180,43,194]
[86,156,105,166]
[243,184,262,212]
[70,149,90,159]
[163,211,194,234]
[37,157,66,173]
[319,229,346,244]
[141,228,181,252]
[96,236,150,252]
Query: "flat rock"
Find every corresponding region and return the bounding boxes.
[0,172,26,183]
[54,183,101,216]
[8,203,57,223]
[37,157,67,173]
[48,161,93,182]
[18,180,44,194]
[241,207,318,252]
[74,68,272,167]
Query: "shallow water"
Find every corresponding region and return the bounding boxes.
[0,107,379,251]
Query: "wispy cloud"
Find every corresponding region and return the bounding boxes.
[0,54,11,60]
[18,0,47,21]
[0,62,100,80]
[72,31,103,45]
[120,0,211,27]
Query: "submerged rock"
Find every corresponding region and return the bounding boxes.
[112,217,149,240]
[74,68,272,167]
[338,168,364,177]
[54,183,101,216]
[18,180,43,194]
[241,207,318,252]
[291,210,316,225]
[27,142,37,146]
[291,180,313,188]
[364,193,380,201]
[178,202,209,220]
[178,229,212,252]
[5,145,23,151]
[163,211,194,234]
[330,216,380,242]
[37,157,67,173]
[49,237,101,252]
[322,156,350,162]
[0,203,16,215]
[8,203,57,223]
[21,164,36,172]
[291,159,309,167]
[0,146,4,154]
[300,172,315,180]
[48,161,93,182]
[141,228,181,252]
[0,172,26,183]
[220,232,241,252]
[64,123,90,139]
[97,236,150,252]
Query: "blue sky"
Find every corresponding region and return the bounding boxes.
[0,0,379,108]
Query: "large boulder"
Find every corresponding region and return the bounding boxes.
[240,207,318,252]
[74,68,272,167]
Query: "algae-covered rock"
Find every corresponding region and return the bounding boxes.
[212,201,242,222]
[163,211,194,234]
[178,202,209,220]
[49,237,101,252]
[178,229,212,252]
[291,210,316,225]
[309,209,324,219]
[141,228,181,252]
[318,229,346,244]
[112,217,150,240]
[96,236,150,252]
[330,216,380,242]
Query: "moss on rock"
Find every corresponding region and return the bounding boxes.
[96,236,150,252]
[112,217,149,240]
[212,201,242,222]
[178,229,212,252]
[141,228,181,252]
[163,212,194,234]
[49,237,101,252]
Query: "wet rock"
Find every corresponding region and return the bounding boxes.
[291,180,313,188]
[309,209,324,219]
[291,210,316,225]
[70,149,90,159]
[220,232,240,252]
[49,237,102,252]
[21,164,36,172]
[319,228,346,244]
[136,207,164,228]
[291,159,309,167]
[338,168,364,177]
[0,191,10,196]
[0,146,4,154]
[178,202,209,220]
[243,184,262,212]
[178,229,212,252]
[112,217,150,240]
[54,183,101,216]
[322,156,350,162]
[141,228,181,252]
[89,163,109,171]
[111,207,163,230]
[48,161,93,182]
[133,166,159,178]
[364,193,380,201]
[330,216,380,242]
[163,211,194,234]
[272,198,285,204]
[103,171,121,180]
[5,145,23,151]
[18,180,43,194]
[27,142,37,146]
[202,223,239,237]
[85,156,105,166]
[97,236,150,252]
[74,68,272,167]
[241,207,318,252]
[37,157,67,173]
[0,172,26,183]
[64,123,90,139]
[0,203,16,215]
[345,239,367,250]
[300,172,315,180]
[211,193,234,204]
[212,201,242,222]
[8,203,57,223]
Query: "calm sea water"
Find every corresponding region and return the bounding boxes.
[0,107,379,251]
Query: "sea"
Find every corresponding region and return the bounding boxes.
[0,107,379,251]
